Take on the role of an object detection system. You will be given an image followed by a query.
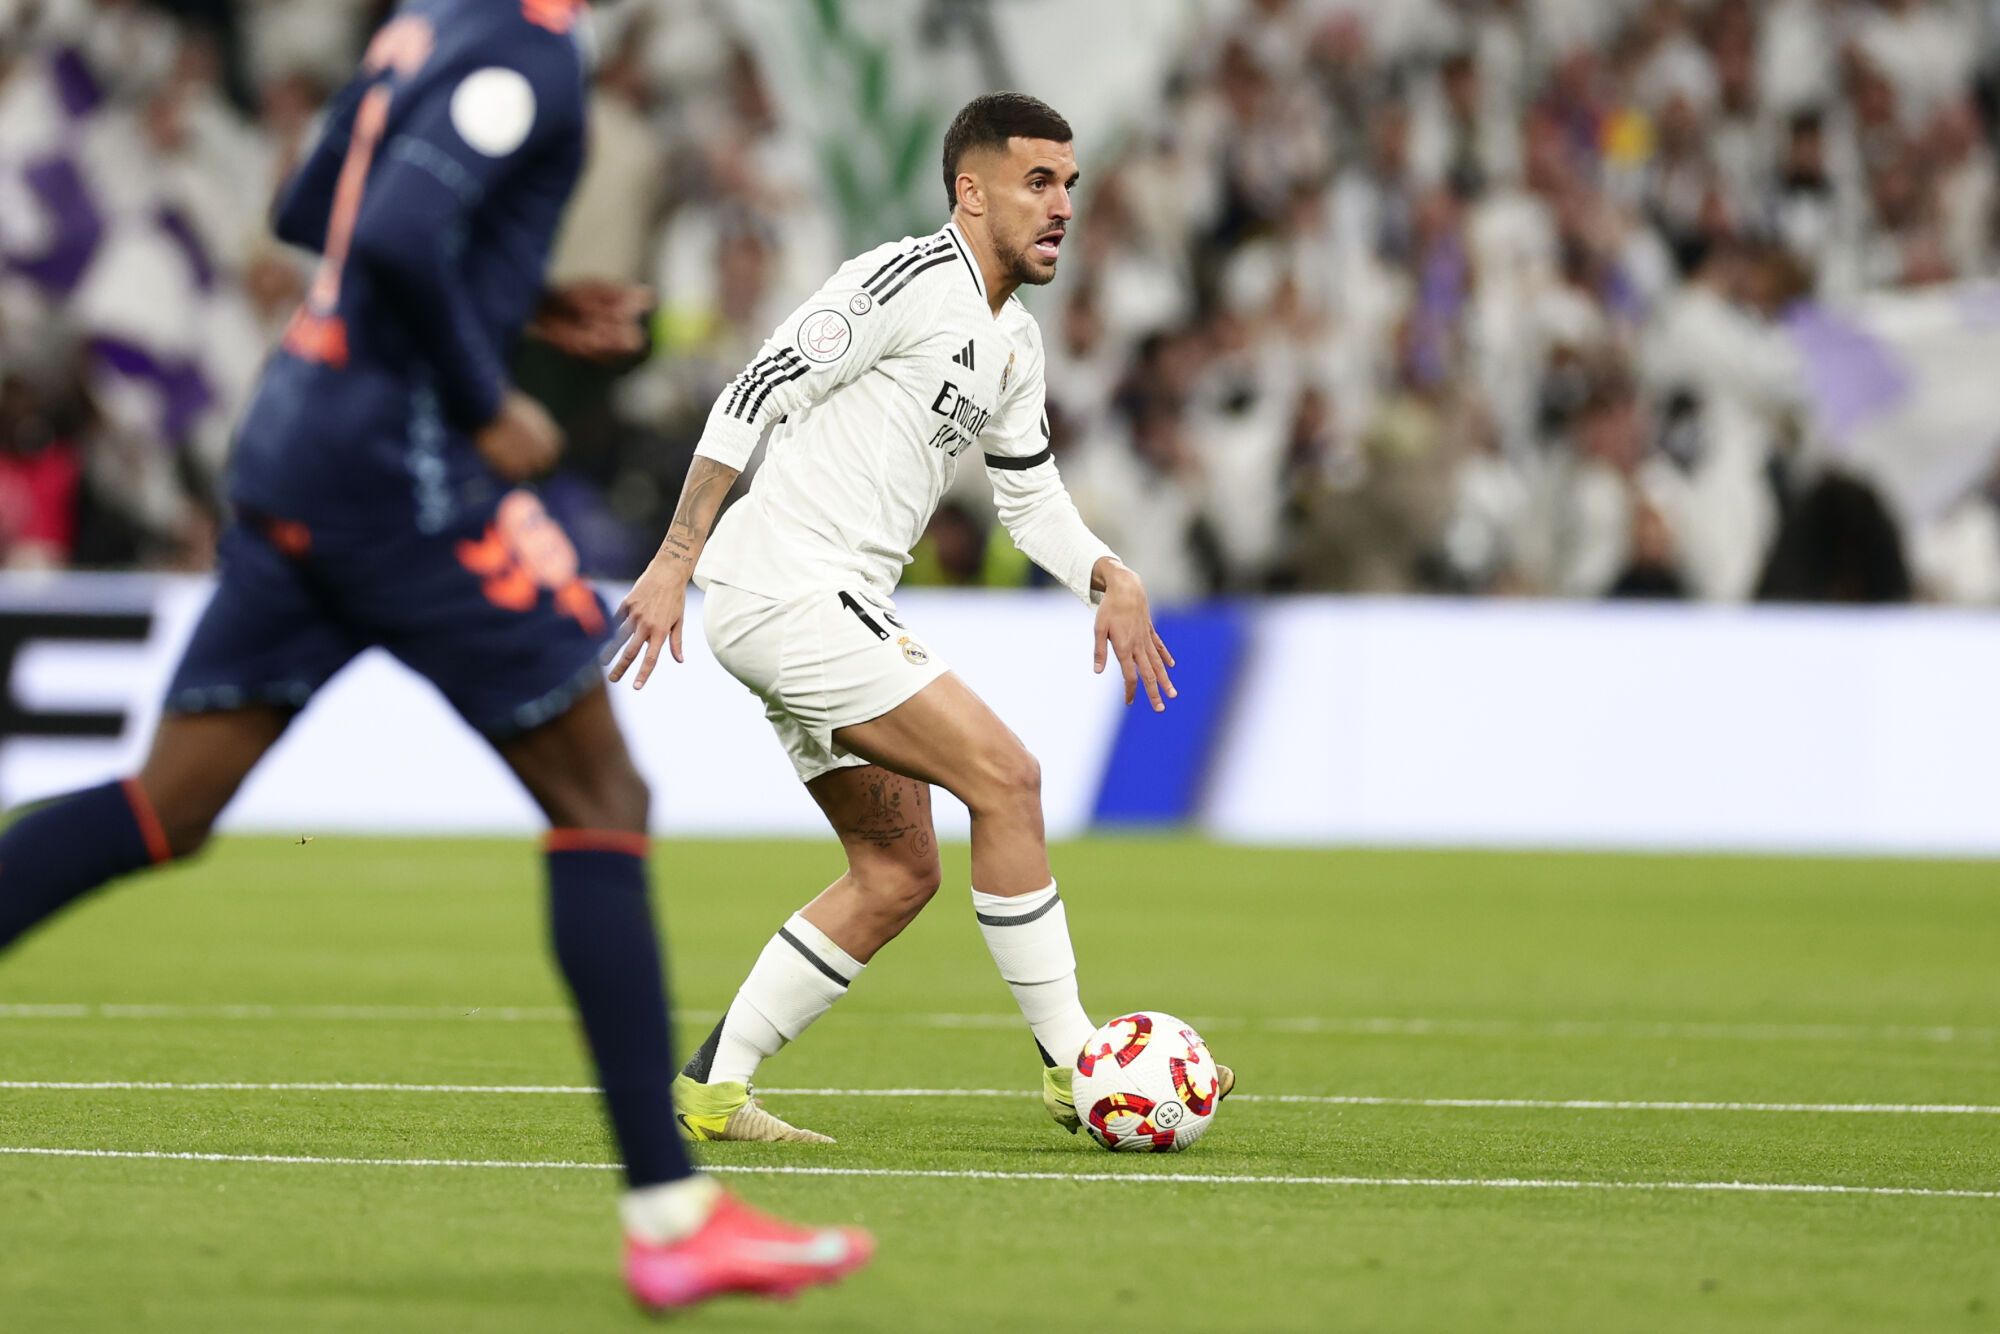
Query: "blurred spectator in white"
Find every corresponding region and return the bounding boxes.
[8,0,2000,603]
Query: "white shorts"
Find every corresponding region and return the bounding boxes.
[702,582,950,783]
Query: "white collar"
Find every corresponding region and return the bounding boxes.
[942,220,989,304]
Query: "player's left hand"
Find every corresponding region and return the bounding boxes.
[529,279,653,364]
[1092,559,1177,712]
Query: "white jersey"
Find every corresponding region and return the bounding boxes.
[691,221,1115,605]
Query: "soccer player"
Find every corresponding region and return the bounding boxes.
[610,93,1233,1143]
[0,0,869,1309]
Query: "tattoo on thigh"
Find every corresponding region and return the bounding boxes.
[848,774,929,850]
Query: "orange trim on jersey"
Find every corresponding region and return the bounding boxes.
[121,779,173,865]
[522,0,582,34]
[545,829,650,858]
[281,309,350,368]
[363,14,435,77]
[263,517,313,557]
[295,82,392,356]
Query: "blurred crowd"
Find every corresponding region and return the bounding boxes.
[3,0,1999,604]
[0,0,813,573]
[1038,0,2000,604]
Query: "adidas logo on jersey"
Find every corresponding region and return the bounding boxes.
[951,341,976,370]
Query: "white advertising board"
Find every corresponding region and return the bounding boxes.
[0,578,1123,841]
[1207,599,2000,856]
[4,578,1998,856]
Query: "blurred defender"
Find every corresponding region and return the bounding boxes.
[0,0,868,1310]
[612,93,1232,1142]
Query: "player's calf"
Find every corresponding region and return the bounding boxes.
[0,709,287,950]
[805,764,942,957]
[682,910,865,1095]
[811,860,942,959]
[0,780,175,949]
[136,708,295,858]
[505,690,693,1188]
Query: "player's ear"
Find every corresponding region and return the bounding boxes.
[955,170,986,217]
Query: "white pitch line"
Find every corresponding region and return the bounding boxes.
[0,1003,576,1022]
[1258,1017,2000,1044]
[3,1081,1996,1117]
[1234,1094,2000,1116]
[0,1003,1993,1044]
[0,1081,601,1095]
[1,1146,1994,1201]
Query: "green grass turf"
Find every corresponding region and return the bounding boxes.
[0,836,1996,1332]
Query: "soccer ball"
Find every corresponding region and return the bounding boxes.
[1072,1011,1220,1152]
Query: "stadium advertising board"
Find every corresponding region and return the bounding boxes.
[2,577,1997,855]
[0,578,1120,840]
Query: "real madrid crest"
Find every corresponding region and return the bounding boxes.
[1000,351,1016,394]
[897,635,930,666]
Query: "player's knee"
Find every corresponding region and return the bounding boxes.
[852,856,943,922]
[583,773,650,835]
[972,744,1041,810]
[547,756,650,835]
[614,769,653,832]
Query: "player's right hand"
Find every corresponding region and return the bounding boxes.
[609,558,690,689]
[1092,559,1177,712]
[476,390,564,482]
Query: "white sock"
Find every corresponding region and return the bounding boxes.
[706,913,864,1086]
[973,881,1095,1064]
[621,1173,722,1244]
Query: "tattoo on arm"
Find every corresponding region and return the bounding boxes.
[659,457,740,564]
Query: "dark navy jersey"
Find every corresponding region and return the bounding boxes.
[230,0,590,534]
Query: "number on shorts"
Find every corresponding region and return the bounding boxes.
[838,592,890,641]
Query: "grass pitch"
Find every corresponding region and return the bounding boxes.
[0,836,1996,1332]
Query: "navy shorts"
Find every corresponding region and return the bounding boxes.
[167,491,612,740]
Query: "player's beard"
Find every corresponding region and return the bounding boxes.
[998,233,1060,287]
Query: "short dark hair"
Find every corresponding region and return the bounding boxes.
[941,92,1073,210]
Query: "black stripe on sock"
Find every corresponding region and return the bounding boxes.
[681,1017,727,1081]
[1035,1039,1057,1069]
[778,926,852,988]
[984,446,1054,471]
[877,253,955,304]
[974,891,1062,927]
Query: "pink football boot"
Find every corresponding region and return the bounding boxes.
[624,1191,874,1311]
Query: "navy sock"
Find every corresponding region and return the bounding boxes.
[0,780,169,951]
[545,835,694,1188]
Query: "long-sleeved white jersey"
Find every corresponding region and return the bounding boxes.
[690,221,1116,605]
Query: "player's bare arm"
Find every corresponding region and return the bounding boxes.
[610,456,741,686]
[1090,557,1177,712]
